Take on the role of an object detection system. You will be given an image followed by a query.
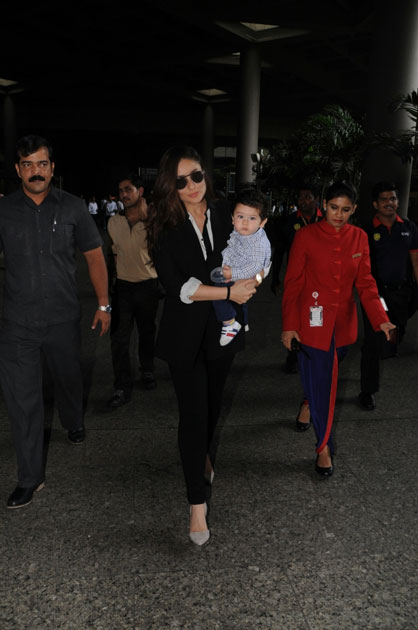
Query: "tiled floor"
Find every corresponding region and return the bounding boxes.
[1,262,417,629]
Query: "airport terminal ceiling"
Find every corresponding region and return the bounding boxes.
[1,1,376,121]
[0,0,377,189]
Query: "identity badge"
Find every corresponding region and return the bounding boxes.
[309,291,323,327]
[310,306,323,327]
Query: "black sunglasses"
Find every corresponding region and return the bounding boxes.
[176,170,205,190]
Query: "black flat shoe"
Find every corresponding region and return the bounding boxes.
[358,392,376,411]
[68,426,85,444]
[142,372,156,390]
[315,455,334,477]
[7,483,45,509]
[295,402,311,432]
[107,390,131,408]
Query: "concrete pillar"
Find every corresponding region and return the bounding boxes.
[201,103,214,178]
[359,0,418,218]
[3,93,17,181]
[236,46,261,186]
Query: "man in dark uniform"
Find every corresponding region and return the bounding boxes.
[271,185,322,373]
[0,135,111,508]
[359,181,418,410]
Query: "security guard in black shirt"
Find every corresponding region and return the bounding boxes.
[359,181,418,410]
[0,135,111,509]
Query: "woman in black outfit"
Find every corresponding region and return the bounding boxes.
[147,146,256,545]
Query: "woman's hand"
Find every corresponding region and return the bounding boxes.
[281,330,300,351]
[230,278,257,304]
[379,321,396,341]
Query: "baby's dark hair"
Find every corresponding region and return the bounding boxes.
[234,188,268,220]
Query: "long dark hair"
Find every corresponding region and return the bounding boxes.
[146,146,215,257]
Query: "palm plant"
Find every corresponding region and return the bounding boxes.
[368,90,418,164]
[257,104,365,205]
[303,105,365,197]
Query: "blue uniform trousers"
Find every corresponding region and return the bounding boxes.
[297,336,347,455]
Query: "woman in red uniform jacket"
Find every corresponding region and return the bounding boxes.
[281,182,395,477]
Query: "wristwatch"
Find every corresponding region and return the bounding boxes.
[98,304,112,313]
[256,273,263,285]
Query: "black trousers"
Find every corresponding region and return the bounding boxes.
[110,278,160,393]
[360,285,411,393]
[169,351,234,504]
[0,319,84,487]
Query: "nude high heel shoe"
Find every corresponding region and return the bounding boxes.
[189,503,210,546]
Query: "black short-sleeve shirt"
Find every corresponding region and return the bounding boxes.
[362,215,418,287]
[0,187,103,326]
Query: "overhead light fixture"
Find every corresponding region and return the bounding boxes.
[192,89,231,104]
[0,78,18,87]
[0,77,23,95]
[240,23,279,32]
[216,21,309,43]
[197,88,228,97]
[207,55,272,68]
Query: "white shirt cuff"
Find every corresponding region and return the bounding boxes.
[263,262,271,278]
[180,277,202,304]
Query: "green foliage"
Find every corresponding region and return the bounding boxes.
[370,90,418,164]
[257,105,365,203]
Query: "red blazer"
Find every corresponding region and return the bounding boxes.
[282,221,389,351]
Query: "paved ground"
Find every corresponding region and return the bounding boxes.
[1,251,417,629]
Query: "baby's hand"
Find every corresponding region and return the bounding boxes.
[222,265,232,281]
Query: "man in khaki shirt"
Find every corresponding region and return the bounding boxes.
[106,174,161,408]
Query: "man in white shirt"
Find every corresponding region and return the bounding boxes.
[105,196,118,230]
[88,196,99,225]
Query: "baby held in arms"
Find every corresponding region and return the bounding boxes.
[211,188,271,346]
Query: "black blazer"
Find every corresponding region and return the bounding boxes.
[154,202,245,367]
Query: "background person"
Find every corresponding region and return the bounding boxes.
[146,146,256,545]
[270,185,322,377]
[358,181,418,410]
[106,174,160,408]
[88,195,99,226]
[105,195,118,230]
[281,182,395,477]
